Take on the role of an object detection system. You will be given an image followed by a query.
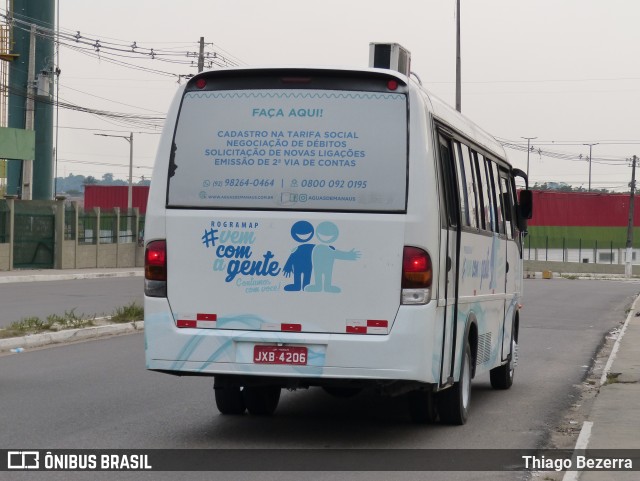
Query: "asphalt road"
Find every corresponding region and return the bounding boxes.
[1,278,639,481]
[0,277,144,329]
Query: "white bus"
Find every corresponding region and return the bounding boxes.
[144,44,533,424]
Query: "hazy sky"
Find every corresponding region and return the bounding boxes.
[27,0,640,191]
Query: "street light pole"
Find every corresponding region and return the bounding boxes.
[583,143,598,192]
[94,132,135,241]
[94,132,134,212]
[127,132,133,213]
[521,137,537,178]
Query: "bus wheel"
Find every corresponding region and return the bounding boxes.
[214,383,246,415]
[490,337,517,390]
[408,389,438,424]
[437,341,472,425]
[243,386,281,416]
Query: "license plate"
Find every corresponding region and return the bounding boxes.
[253,345,308,365]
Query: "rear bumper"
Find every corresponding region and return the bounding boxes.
[144,297,442,384]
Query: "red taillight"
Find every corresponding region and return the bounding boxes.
[402,246,432,288]
[387,80,399,91]
[145,240,167,282]
[195,78,207,89]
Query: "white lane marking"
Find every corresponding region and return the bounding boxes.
[562,421,593,481]
[599,293,640,386]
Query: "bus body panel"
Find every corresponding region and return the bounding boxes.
[164,211,405,335]
[144,66,524,394]
[144,296,442,383]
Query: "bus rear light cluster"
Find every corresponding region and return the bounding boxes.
[145,240,167,298]
[401,246,432,305]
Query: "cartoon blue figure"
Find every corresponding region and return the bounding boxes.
[305,221,360,294]
[283,220,315,291]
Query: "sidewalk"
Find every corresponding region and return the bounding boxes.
[0,266,143,284]
[0,267,144,352]
[563,293,640,481]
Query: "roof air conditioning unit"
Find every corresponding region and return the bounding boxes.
[369,43,411,76]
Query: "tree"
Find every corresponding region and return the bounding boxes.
[84,176,98,185]
[531,182,612,193]
[102,173,114,184]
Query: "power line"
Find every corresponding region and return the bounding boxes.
[59,84,166,114]
[57,125,160,134]
[497,137,630,163]
[57,157,152,168]
[2,11,244,77]
[1,13,243,129]
[427,77,640,85]
[4,82,165,129]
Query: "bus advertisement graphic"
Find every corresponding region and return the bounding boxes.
[201,220,361,294]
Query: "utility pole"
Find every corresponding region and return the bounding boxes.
[22,24,37,200]
[455,0,461,112]
[197,37,205,73]
[521,136,537,178]
[583,143,598,192]
[625,155,637,278]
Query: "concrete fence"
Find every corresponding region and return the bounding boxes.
[524,260,640,276]
[0,198,144,271]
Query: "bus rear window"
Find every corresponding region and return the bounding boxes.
[167,88,407,212]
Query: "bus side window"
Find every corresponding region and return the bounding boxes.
[453,141,470,227]
[474,152,495,232]
[460,145,479,229]
[500,173,515,239]
[438,135,459,228]
[487,160,504,234]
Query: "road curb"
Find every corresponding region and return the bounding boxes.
[0,270,143,284]
[525,270,640,281]
[0,321,144,353]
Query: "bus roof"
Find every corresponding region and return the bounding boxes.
[418,85,508,162]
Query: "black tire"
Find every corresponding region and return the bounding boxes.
[322,386,362,398]
[437,341,472,425]
[408,389,438,424]
[490,337,517,390]
[243,386,281,416]
[214,384,246,415]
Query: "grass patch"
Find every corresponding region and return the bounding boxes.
[9,316,50,332]
[4,309,95,336]
[1,303,144,340]
[0,317,49,339]
[110,302,144,323]
[47,309,95,330]
[604,372,621,385]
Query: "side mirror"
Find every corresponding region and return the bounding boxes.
[517,190,533,234]
[511,169,532,235]
[518,190,533,220]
